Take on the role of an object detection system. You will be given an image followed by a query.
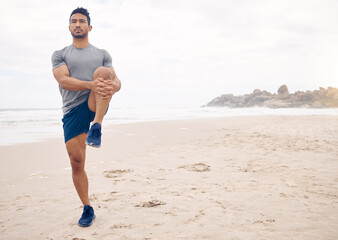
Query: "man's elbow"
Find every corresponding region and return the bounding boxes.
[57,77,68,89]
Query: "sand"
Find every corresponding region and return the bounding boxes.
[0,116,337,240]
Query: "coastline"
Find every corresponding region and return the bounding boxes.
[1,106,338,146]
[0,116,338,239]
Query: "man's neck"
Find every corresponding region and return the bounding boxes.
[72,37,90,48]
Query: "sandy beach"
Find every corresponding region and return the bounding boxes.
[0,115,337,240]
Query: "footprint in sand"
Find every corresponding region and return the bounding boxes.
[103,169,133,178]
[89,191,118,202]
[110,223,133,229]
[179,163,210,172]
[253,219,276,224]
[27,171,48,180]
[135,199,166,208]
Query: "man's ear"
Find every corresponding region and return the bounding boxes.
[89,25,93,32]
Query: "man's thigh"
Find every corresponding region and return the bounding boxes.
[66,132,87,162]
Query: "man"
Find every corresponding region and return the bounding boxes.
[51,7,121,227]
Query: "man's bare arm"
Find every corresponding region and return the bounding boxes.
[53,65,112,96]
[53,65,93,91]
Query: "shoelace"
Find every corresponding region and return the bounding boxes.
[82,208,91,218]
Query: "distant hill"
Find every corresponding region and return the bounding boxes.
[206,85,338,108]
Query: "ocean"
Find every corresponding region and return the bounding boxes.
[1,107,338,146]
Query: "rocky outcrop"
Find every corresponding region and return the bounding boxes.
[206,85,338,108]
[277,85,289,99]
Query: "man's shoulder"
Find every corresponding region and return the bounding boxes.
[53,45,72,55]
[51,45,73,68]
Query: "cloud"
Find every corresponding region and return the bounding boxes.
[0,0,337,109]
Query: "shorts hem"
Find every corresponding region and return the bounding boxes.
[64,129,88,143]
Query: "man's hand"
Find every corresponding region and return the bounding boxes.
[91,78,119,99]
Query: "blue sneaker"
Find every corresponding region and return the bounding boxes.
[78,205,95,227]
[86,122,102,148]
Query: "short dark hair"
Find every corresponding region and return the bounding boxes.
[70,7,91,25]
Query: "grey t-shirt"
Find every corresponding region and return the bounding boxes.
[51,44,112,115]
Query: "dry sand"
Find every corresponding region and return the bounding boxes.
[0,116,337,240]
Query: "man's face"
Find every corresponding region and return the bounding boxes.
[69,13,92,39]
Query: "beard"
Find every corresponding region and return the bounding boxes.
[71,29,88,39]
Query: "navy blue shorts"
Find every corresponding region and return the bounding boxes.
[62,99,95,143]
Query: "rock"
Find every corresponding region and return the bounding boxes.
[262,98,294,108]
[206,85,338,108]
[294,91,305,100]
[318,87,327,97]
[262,90,272,96]
[277,85,289,99]
[253,89,262,96]
[311,101,324,108]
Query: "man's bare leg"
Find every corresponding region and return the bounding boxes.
[66,132,91,206]
[89,66,114,124]
[86,67,116,147]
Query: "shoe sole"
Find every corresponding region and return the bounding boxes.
[85,140,101,148]
[78,215,96,227]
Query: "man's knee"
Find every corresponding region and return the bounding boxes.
[93,66,113,80]
[69,151,84,172]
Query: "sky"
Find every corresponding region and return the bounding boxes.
[0,0,337,109]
